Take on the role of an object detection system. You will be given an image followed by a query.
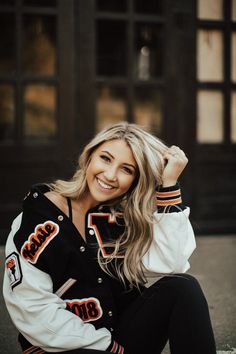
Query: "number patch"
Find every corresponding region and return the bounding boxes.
[66,297,103,322]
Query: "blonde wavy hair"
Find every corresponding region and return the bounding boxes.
[49,122,168,287]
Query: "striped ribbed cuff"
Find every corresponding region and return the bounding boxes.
[156,183,186,212]
[107,339,125,354]
[156,184,182,207]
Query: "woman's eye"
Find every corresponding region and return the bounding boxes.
[100,155,110,162]
[123,167,133,175]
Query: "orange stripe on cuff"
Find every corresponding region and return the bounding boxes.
[23,347,36,354]
[156,197,182,206]
[111,341,118,353]
[156,189,181,198]
[23,347,45,354]
[118,346,124,354]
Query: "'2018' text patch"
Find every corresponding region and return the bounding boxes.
[66,297,103,322]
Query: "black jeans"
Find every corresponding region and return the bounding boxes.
[45,274,216,354]
[115,274,216,354]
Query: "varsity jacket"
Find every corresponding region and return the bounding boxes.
[3,183,196,353]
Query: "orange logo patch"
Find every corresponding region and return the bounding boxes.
[66,297,103,322]
[21,221,59,263]
[6,252,22,289]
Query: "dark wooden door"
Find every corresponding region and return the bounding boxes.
[192,0,236,233]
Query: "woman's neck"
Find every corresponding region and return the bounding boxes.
[76,192,98,214]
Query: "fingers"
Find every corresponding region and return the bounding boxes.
[164,145,188,163]
[162,146,188,187]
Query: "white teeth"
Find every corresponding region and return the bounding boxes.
[97,178,113,190]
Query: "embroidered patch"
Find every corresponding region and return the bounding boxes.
[66,297,103,322]
[21,220,59,264]
[6,252,23,289]
[88,213,124,258]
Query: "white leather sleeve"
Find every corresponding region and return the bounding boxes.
[3,214,111,352]
[142,207,196,287]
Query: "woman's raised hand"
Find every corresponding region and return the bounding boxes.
[162,145,188,187]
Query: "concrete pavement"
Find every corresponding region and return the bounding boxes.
[0,236,236,354]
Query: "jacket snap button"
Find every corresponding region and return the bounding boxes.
[80,246,85,252]
[97,277,103,283]
[58,215,64,221]
[108,311,113,317]
[110,327,114,332]
[89,229,95,235]
[33,192,38,198]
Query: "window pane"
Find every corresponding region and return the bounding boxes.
[231,32,236,82]
[23,15,57,75]
[96,20,127,76]
[135,24,163,80]
[231,92,236,142]
[0,85,15,142]
[134,88,162,136]
[23,0,57,6]
[197,90,223,143]
[197,0,223,20]
[197,30,223,82]
[96,85,127,132]
[23,84,57,140]
[232,0,236,21]
[0,14,16,75]
[96,0,127,12]
[134,0,163,15]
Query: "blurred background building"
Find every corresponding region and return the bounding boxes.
[0,0,236,242]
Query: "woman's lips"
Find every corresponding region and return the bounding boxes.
[96,177,116,191]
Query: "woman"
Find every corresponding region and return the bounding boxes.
[3,122,216,354]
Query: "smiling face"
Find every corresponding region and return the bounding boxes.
[85,139,137,206]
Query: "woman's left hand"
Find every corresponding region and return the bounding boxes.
[162,145,188,187]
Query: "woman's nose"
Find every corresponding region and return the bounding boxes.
[103,167,117,181]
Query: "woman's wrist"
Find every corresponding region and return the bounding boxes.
[162,179,177,188]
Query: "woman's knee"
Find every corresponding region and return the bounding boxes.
[168,274,209,308]
[173,273,201,288]
[144,274,208,309]
[154,274,206,300]
[171,273,202,290]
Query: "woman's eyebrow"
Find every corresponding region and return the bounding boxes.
[101,150,114,158]
[101,150,136,170]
